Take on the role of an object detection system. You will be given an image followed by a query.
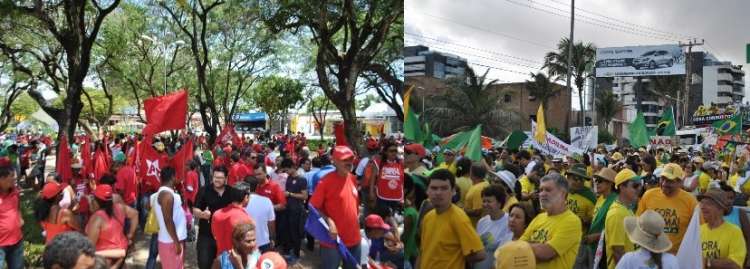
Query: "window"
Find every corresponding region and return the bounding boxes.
[504,94,512,103]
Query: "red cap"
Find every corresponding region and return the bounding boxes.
[93,184,113,201]
[365,214,391,230]
[332,146,355,161]
[41,182,63,199]
[256,251,287,269]
[366,139,380,150]
[404,144,426,158]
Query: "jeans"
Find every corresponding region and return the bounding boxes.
[0,240,24,269]
[145,234,159,269]
[138,192,154,231]
[320,244,361,269]
[258,243,273,253]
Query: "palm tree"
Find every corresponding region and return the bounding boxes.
[525,72,561,121]
[543,37,596,126]
[595,89,621,131]
[424,67,519,138]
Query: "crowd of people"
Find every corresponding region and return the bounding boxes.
[406,143,750,269]
[0,131,409,269]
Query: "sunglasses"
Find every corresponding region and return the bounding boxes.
[627,181,642,189]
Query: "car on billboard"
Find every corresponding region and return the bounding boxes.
[632,50,675,70]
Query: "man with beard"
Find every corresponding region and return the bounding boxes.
[520,173,582,269]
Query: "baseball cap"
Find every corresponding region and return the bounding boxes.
[614,168,641,189]
[365,214,391,230]
[332,146,355,161]
[660,163,684,181]
[41,182,63,199]
[611,152,624,161]
[256,252,287,269]
[404,144,426,158]
[366,139,379,150]
[93,184,113,201]
[494,241,536,269]
[114,151,126,163]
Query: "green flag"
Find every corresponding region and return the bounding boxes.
[628,111,650,148]
[713,113,743,135]
[464,125,483,161]
[504,130,529,151]
[656,107,676,136]
[404,109,423,141]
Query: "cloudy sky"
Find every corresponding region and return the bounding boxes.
[405,0,750,109]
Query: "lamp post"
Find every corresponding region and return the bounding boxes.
[140,35,185,95]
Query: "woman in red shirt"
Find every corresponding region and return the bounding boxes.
[85,184,138,268]
[35,182,80,244]
[0,157,24,269]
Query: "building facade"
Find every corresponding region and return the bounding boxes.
[404,45,468,79]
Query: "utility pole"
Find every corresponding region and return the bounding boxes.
[679,38,704,127]
[567,0,576,126]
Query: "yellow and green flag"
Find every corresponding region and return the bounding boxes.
[403,85,423,141]
[656,107,676,136]
[713,113,743,135]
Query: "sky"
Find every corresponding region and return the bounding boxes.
[405,0,750,110]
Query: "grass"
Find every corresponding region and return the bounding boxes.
[20,188,45,267]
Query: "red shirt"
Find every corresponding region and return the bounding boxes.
[0,188,22,246]
[375,160,404,202]
[211,204,253,255]
[310,171,361,247]
[115,165,138,205]
[183,170,199,205]
[87,206,128,251]
[228,163,250,187]
[257,180,286,206]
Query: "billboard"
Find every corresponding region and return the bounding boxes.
[595,44,685,77]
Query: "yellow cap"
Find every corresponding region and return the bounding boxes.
[692,156,704,164]
[614,168,640,189]
[660,163,684,180]
[494,241,536,269]
[612,152,624,161]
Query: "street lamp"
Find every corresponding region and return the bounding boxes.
[139,35,185,95]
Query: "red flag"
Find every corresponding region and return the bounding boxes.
[139,135,163,193]
[55,135,73,184]
[93,146,108,183]
[81,136,93,179]
[143,90,188,135]
[103,134,112,168]
[333,122,349,146]
[171,139,193,183]
[216,124,242,146]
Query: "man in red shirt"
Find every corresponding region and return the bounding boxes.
[310,146,361,269]
[112,152,138,208]
[253,161,287,211]
[211,183,254,255]
[228,152,250,187]
[0,157,23,269]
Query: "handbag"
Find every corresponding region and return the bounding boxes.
[145,207,159,235]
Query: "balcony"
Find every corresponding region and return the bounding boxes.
[718,73,733,82]
[734,79,745,86]
[716,96,732,104]
[718,85,733,93]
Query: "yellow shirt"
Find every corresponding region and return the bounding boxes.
[593,195,607,220]
[636,188,698,254]
[465,181,490,226]
[503,195,519,213]
[567,192,595,225]
[520,210,582,269]
[700,221,746,268]
[420,204,484,269]
[698,171,712,193]
[437,162,458,175]
[519,176,536,195]
[455,176,473,207]
[605,201,637,269]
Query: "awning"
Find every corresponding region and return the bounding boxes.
[232,112,267,122]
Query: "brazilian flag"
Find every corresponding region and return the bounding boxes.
[656,107,676,136]
[712,113,743,135]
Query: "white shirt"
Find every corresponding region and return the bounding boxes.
[154,186,188,243]
[474,214,513,269]
[616,248,679,269]
[524,160,537,176]
[245,194,275,246]
[355,157,371,177]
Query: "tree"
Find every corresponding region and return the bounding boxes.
[307,93,336,140]
[251,76,304,132]
[595,89,621,131]
[260,0,403,153]
[543,37,596,126]
[525,72,561,121]
[0,0,121,142]
[0,58,33,132]
[424,67,519,138]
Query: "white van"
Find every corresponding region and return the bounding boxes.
[676,127,710,151]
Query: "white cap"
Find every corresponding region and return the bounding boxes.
[494,170,518,190]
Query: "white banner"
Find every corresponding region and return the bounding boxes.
[595,44,685,77]
[525,121,584,156]
[649,136,676,151]
[570,126,598,152]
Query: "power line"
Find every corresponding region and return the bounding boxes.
[405,37,542,73]
[405,33,544,69]
[409,10,556,50]
[405,32,544,65]
[544,0,695,40]
[502,0,681,42]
